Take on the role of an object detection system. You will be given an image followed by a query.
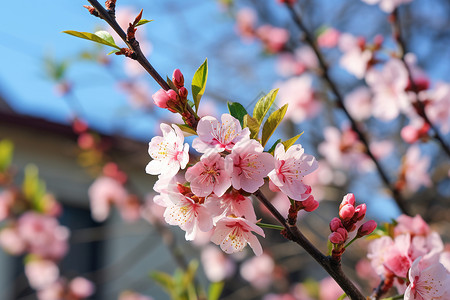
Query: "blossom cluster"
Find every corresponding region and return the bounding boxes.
[366,214,450,299]
[146,113,319,256]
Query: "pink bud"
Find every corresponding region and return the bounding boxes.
[336,227,348,241]
[172,69,184,88]
[329,217,342,232]
[152,89,170,109]
[301,195,319,212]
[166,89,178,101]
[179,86,188,98]
[329,232,345,244]
[339,193,355,210]
[354,204,366,221]
[339,204,355,221]
[357,220,377,237]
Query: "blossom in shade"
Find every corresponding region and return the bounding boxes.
[185,152,231,197]
[225,139,274,193]
[201,245,236,282]
[404,257,450,300]
[88,176,128,222]
[192,114,250,154]
[268,144,318,201]
[211,216,265,256]
[146,123,189,178]
[275,74,321,123]
[240,253,274,289]
[361,0,413,13]
[211,189,257,223]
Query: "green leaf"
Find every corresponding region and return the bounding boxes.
[337,293,348,300]
[107,49,120,55]
[0,139,14,172]
[253,89,279,124]
[22,164,47,212]
[136,19,153,27]
[177,124,197,136]
[281,132,303,150]
[62,30,121,50]
[267,139,281,155]
[208,281,224,300]
[261,104,288,147]
[166,77,179,91]
[191,58,208,112]
[243,114,260,139]
[227,102,248,127]
[150,271,176,294]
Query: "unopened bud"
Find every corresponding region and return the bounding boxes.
[401,125,419,143]
[357,220,377,237]
[336,227,348,241]
[152,89,171,109]
[329,231,345,244]
[340,193,356,210]
[339,204,355,221]
[329,217,343,232]
[172,69,184,88]
[354,204,366,221]
[179,86,188,98]
[301,195,319,212]
[166,89,178,101]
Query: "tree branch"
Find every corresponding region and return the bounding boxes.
[285,4,410,216]
[391,8,450,158]
[253,189,365,300]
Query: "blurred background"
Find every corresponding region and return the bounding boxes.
[0,0,449,299]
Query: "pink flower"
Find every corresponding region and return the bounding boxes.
[240,253,274,289]
[225,139,274,193]
[404,257,450,300]
[151,89,178,110]
[211,189,257,223]
[192,114,250,154]
[425,82,450,134]
[25,259,59,289]
[201,245,236,282]
[156,179,218,241]
[235,8,257,41]
[0,189,14,221]
[395,214,430,237]
[0,227,26,255]
[37,280,64,300]
[361,0,413,13]
[185,152,231,197]
[319,277,344,300]
[276,46,318,76]
[268,144,318,201]
[275,75,321,123]
[256,25,289,53]
[172,69,184,88]
[317,27,341,48]
[211,216,265,256]
[403,145,431,192]
[88,176,128,222]
[344,86,372,121]
[367,236,394,275]
[69,277,95,298]
[339,33,372,79]
[365,58,410,121]
[146,123,189,178]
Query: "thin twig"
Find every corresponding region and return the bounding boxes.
[391,8,450,158]
[253,189,365,300]
[285,4,410,215]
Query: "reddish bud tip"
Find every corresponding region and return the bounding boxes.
[329,231,345,244]
[329,217,343,232]
[340,193,356,210]
[301,195,319,212]
[178,87,188,98]
[339,204,355,221]
[354,203,367,221]
[172,69,184,88]
[357,220,377,237]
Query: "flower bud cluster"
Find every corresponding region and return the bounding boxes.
[328,193,376,260]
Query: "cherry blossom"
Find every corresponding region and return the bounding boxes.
[338,33,372,79]
[69,277,95,298]
[395,214,430,237]
[225,139,274,193]
[268,144,318,201]
[365,58,410,121]
[185,152,231,197]
[235,7,257,42]
[361,0,413,13]
[275,74,321,123]
[211,216,265,256]
[424,82,450,134]
[240,253,275,289]
[401,145,432,192]
[25,259,60,289]
[201,245,236,282]
[344,86,372,121]
[404,257,450,300]
[256,25,289,53]
[146,123,189,178]
[210,189,257,223]
[88,176,128,222]
[317,27,341,48]
[276,46,318,76]
[192,114,250,154]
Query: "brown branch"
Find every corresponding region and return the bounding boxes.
[391,8,450,158]
[285,4,410,216]
[253,190,365,300]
